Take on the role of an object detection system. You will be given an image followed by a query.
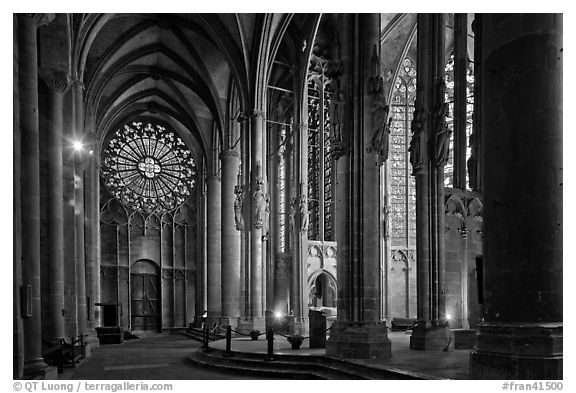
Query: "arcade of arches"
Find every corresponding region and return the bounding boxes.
[13,13,562,379]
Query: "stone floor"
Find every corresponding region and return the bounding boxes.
[208,330,470,379]
[60,331,470,380]
[60,334,273,380]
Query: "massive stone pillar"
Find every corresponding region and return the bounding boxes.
[220,150,241,325]
[326,13,391,358]
[409,13,452,351]
[206,176,222,322]
[249,111,265,328]
[470,14,562,379]
[13,15,23,379]
[18,13,55,379]
[43,73,69,342]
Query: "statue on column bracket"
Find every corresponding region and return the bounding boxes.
[299,194,309,233]
[253,162,266,229]
[289,196,297,234]
[262,191,270,240]
[434,80,452,167]
[328,85,345,142]
[234,165,244,232]
[367,92,391,161]
[329,83,347,161]
[467,114,479,190]
[409,107,426,174]
[368,44,384,96]
[383,204,391,239]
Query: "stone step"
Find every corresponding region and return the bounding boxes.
[189,346,435,380]
[189,349,353,379]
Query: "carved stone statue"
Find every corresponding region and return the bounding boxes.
[409,107,425,172]
[234,190,244,231]
[253,177,266,229]
[434,89,451,166]
[262,192,271,239]
[368,45,384,96]
[289,197,297,233]
[383,204,391,239]
[368,93,391,160]
[299,194,309,233]
[328,90,345,142]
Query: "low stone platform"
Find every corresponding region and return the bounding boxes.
[189,331,471,379]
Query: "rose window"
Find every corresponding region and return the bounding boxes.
[101,120,197,214]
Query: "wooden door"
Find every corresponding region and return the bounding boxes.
[131,261,160,331]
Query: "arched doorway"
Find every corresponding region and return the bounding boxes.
[310,272,337,309]
[131,260,160,331]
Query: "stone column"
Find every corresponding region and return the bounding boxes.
[291,85,309,335]
[206,176,222,321]
[249,111,265,327]
[409,13,452,351]
[326,13,391,358]
[43,73,69,342]
[72,80,88,341]
[470,14,562,380]
[85,134,101,354]
[220,150,241,325]
[18,13,57,379]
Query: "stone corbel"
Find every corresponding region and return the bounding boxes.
[41,71,71,95]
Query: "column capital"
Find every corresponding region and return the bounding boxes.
[41,72,71,94]
[219,150,241,160]
[251,110,265,119]
[71,78,85,91]
[22,13,55,27]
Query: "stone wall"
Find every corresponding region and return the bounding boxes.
[443,189,483,329]
[99,187,199,330]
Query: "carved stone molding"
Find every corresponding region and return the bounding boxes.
[236,113,250,123]
[100,265,117,278]
[118,266,129,280]
[174,269,186,280]
[251,110,265,118]
[220,150,240,160]
[161,268,173,279]
[331,141,348,160]
[185,270,196,281]
[205,175,221,183]
[23,13,55,27]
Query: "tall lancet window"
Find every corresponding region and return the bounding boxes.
[444,14,477,190]
[307,55,335,242]
[390,58,417,248]
[277,122,289,252]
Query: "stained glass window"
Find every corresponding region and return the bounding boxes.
[390,58,417,247]
[278,123,288,252]
[307,57,335,242]
[444,53,475,189]
[102,120,197,214]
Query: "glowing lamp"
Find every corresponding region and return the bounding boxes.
[73,141,83,151]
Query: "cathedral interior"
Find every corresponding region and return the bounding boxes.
[13,13,562,380]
